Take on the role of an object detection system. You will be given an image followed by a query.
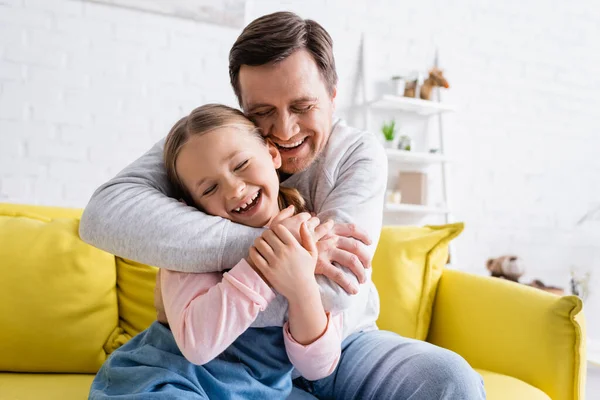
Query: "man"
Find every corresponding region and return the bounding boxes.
[81,11,485,399]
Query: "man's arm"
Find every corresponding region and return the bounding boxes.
[250,136,387,327]
[313,138,387,312]
[79,138,263,272]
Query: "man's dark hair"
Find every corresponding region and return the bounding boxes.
[229,11,338,106]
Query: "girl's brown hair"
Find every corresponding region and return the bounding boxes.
[164,104,306,213]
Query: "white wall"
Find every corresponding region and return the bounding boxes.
[1,0,600,364]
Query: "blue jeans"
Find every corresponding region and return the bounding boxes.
[292,330,486,400]
[90,323,485,399]
[89,322,294,399]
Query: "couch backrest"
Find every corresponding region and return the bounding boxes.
[0,203,157,374]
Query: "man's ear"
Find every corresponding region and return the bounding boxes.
[266,139,282,169]
[331,86,337,111]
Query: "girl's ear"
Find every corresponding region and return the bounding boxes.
[266,139,282,169]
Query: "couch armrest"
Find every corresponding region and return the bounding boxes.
[427,269,586,400]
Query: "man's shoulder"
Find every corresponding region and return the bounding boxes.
[324,119,386,166]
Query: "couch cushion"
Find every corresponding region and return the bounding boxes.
[476,369,551,400]
[0,205,118,373]
[116,257,158,339]
[372,223,463,340]
[0,373,94,400]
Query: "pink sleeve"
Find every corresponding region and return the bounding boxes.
[161,259,275,365]
[283,313,343,380]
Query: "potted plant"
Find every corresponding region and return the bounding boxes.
[381,120,396,149]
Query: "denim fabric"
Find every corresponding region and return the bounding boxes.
[89,321,294,399]
[293,330,486,400]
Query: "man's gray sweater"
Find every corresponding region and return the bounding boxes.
[80,118,388,338]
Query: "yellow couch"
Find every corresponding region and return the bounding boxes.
[0,203,587,399]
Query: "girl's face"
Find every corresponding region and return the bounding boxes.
[175,126,282,228]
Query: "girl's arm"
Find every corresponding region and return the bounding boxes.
[249,223,343,378]
[283,312,343,380]
[160,259,275,365]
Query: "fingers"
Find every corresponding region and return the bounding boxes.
[335,236,372,269]
[261,230,286,254]
[254,236,277,265]
[249,246,269,273]
[316,259,359,295]
[270,205,295,225]
[313,219,335,241]
[271,224,297,246]
[334,223,372,245]
[306,216,320,232]
[300,222,318,256]
[329,248,367,284]
[291,212,312,224]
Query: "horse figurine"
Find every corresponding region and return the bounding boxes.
[404,67,450,100]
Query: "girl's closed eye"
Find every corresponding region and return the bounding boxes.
[235,160,249,171]
[202,184,217,196]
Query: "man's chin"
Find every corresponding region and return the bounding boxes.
[280,157,313,174]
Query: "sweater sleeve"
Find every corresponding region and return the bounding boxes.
[283,313,343,380]
[161,259,275,365]
[312,137,388,314]
[79,138,264,272]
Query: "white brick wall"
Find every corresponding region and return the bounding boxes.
[1,0,600,385]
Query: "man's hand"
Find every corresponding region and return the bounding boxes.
[314,223,372,295]
[154,269,168,325]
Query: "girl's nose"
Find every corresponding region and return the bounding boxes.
[226,177,246,199]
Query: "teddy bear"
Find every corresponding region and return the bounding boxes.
[486,255,525,282]
[486,255,565,295]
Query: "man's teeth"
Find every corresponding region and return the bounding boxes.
[234,191,260,213]
[277,138,305,149]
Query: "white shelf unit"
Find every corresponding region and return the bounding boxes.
[368,95,456,115]
[361,93,456,225]
[358,35,457,262]
[385,148,449,165]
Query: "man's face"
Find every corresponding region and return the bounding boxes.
[239,49,336,174]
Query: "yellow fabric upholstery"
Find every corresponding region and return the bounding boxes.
[0,204,118,373]
[428,269,586,400]
[0,203,586,399]
[476,369,551,400]
[116,257,158,339]
[372,223,463,340]
[0,373,95,400]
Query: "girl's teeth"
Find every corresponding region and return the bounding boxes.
[234,191,260,213]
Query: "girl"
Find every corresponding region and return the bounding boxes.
[89,104,342,399]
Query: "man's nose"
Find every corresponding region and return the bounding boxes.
[273,112,300,141]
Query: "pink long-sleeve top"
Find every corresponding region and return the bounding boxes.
[160,258,343,381]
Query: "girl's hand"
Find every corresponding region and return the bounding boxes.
[269,205,334,242]
[249,222,319,303]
